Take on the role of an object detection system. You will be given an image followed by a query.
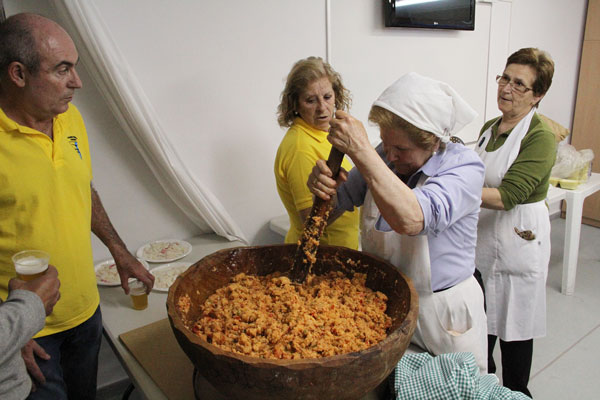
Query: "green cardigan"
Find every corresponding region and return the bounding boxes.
[479,112,557,211]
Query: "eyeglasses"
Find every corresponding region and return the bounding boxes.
[496,75,533,94]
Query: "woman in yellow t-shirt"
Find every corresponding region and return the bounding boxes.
[274,57,359,249]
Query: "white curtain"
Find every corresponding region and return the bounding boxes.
[51,0,247,243]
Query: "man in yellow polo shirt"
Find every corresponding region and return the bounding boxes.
[0,13,154,400]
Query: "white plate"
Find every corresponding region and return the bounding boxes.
[150,262,192,292]
[136,239,192,263]
[95,258,149,286]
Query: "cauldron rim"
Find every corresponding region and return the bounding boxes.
[166,244,418,399]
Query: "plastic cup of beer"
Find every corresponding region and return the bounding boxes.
[12,250,50,281]
[129,278,148,310]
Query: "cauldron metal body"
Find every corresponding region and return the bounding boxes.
[167,244,418,400]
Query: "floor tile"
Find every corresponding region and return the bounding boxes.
[529,323,600,399]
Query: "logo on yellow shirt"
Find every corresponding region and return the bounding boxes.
[68,136,82,159]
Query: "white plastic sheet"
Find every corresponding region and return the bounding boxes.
[551,142,594,180]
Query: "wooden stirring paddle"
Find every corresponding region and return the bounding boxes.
[288,147,345,283]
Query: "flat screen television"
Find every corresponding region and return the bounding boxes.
[384,0,476,31]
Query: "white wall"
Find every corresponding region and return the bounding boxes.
[330,0,493,143]
[88,1,325,247]
[4,0,588,248]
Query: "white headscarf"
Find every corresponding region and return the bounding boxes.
[372,72,477,143]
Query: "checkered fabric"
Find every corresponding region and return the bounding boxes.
[389,352,532,400]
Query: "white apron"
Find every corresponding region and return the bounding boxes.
[361,175,488,373]
[475,108,550,341]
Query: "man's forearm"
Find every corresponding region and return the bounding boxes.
[90,185,129,257]
[90,185,155,292]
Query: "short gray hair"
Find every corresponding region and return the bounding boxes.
[0,14,41,76]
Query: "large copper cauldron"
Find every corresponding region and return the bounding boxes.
[167,244,418,400]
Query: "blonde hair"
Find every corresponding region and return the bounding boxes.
[277,57,351,128]
[368,106,444,152]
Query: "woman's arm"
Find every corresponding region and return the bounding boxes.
[351,146,424,235]
[321,111,424,235]
[492,117,557,210]
[481,187,505,210]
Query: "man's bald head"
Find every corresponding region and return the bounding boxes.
[0,13,72,76]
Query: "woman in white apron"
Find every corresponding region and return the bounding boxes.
[475,48,557,398]
[307,73,488,373]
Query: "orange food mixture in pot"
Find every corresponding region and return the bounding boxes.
[181,271,392,360]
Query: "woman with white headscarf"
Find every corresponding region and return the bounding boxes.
[307,72,488,373]
[475,48,556,397]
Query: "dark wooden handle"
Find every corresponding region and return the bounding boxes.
[325,147,345,179]
[289,147,345,283]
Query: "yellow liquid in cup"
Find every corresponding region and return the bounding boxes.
[17,270,47,282]
[131,292,148,310]
[129,280,148,310]
[15,256,48,282]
